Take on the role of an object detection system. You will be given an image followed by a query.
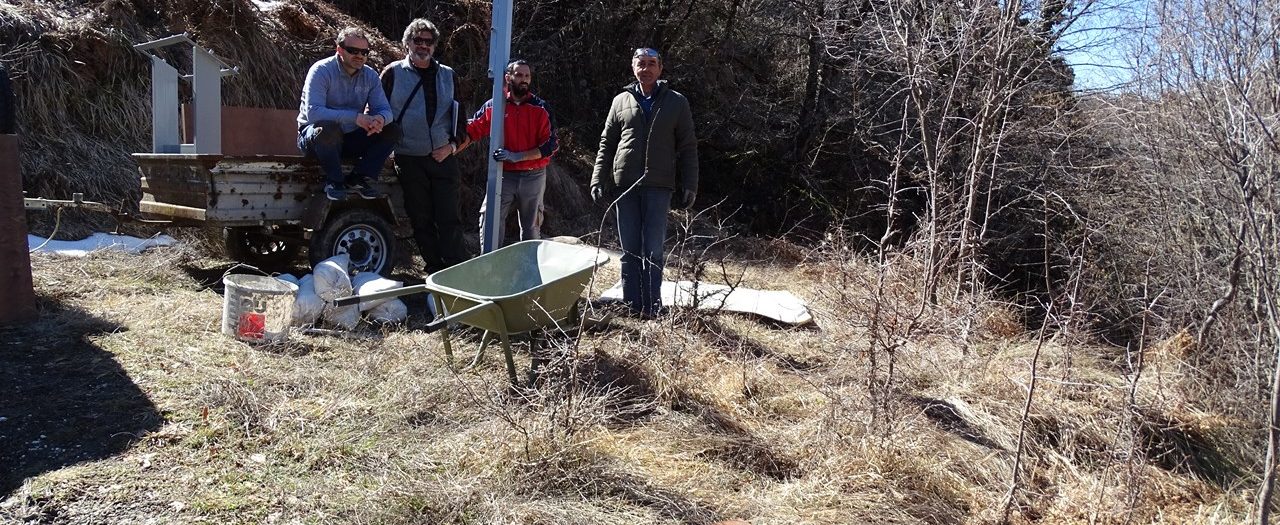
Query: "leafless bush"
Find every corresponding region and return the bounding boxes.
[1085,0,1280,518]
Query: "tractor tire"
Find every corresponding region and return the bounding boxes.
[309,208,396,276]
[224,226,302,271]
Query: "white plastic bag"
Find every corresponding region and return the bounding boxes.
[312,254,352,302]
[350,272,404,311]
[275,273,300,285]
[366,298,408,324]
[291,274,324,327]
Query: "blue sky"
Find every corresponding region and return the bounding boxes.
[1056,0,1151,90]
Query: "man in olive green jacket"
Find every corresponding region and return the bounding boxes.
[591,47,699,318]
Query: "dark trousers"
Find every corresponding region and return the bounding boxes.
[0,66,13,135]
[615,185,672,316]
[298,121,401,186]
[395,154,468,271]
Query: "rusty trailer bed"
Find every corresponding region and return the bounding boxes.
[134,153,402,226]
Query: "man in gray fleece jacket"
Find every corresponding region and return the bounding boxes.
[381,18,469,273]
[591,47,699,319]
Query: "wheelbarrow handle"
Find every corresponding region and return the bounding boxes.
[421,299,496,333]
[423,317,448,333]
[333,284,430,307]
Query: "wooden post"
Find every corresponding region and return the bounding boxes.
[0,133,37,324]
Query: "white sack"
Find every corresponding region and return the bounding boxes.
[313,254,352,302]
[350,273,404,311]
[291,274,324,327]
[322,303,360,330]
[366,298,408,324]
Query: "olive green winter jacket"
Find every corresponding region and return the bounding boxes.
[591,81,698,194]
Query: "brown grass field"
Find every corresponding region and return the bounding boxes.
[0,232,1261,524]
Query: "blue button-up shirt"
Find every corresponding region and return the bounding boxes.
[297,55,393,133]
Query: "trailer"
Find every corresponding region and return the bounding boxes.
[131,35,406,275]
[135,151,404,275]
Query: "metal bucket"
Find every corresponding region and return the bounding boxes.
[222,274,297,343]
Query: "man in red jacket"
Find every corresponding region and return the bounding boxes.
[465,59,558,247]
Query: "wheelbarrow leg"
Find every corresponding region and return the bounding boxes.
[498,331,518,385]
[469,331,494,369]
[434,295,456,367]
[440,330,456,368]
[527,330,549,387]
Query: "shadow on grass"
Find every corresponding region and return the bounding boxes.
[0,297,162,498]
[902,394,1004,451]
[1135,407,1246,489]
[699,317,822,372]
[672,391,804,481]
[519,458,725,524]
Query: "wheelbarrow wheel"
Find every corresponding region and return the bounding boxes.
[310,208,396,276]
[224,226,302,271]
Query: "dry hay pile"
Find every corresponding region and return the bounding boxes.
[0,0,403,207]
[2,0,601,239]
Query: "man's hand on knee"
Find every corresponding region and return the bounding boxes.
[356,114,385,134]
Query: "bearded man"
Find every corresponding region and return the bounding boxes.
[463,59,559,247]
[380,18,470,272]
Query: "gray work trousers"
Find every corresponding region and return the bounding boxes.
[479,168,546,247]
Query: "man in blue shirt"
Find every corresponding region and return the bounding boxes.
[297,27,401,201]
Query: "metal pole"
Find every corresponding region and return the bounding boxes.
[481,0,513,254]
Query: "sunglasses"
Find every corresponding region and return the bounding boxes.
[341,45,370,56]
[412,37,436,46]
[633,47,661,59]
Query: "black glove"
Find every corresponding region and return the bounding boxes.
[590,185,607,203]
[674,189,696,209]
[493,148,523,162]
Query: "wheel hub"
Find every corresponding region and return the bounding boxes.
[336,226,385,272]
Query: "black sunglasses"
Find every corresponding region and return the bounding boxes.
[412,37,436,46]
[341,45,370,56]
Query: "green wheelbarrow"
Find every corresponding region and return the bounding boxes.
[336,240,610,383]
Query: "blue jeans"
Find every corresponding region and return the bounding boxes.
[615,186,671,316]
[297,121,401,186]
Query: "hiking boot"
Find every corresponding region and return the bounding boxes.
[324,184,348,201]
[352,177,382,200]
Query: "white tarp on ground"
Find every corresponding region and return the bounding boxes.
[599,280,814,326]
[28,233,177,257]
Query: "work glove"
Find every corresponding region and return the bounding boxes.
[590,185,608,203]
[675,189,697,209]
[492,148,525,162]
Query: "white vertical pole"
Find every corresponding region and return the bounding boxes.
[481,0,513,254]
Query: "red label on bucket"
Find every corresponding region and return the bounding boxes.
[238,312,266,339]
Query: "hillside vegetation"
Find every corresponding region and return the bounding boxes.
[3,0,1278,522]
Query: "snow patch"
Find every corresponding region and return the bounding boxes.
[251,0,284,11]
[28,232,178,257]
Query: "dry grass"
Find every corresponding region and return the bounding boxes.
[0,231,1261,524]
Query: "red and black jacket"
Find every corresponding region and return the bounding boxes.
[466,91,558,171]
